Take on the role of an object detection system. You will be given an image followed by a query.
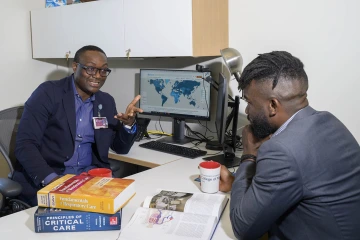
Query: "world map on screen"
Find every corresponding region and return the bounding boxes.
[148,79,201,107]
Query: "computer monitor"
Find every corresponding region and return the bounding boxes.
[203,73,241,168]
[139,69,211,144]
[205,73,228,151]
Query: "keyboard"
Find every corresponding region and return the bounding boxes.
[139,141,207,159]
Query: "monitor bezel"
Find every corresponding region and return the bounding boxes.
[215,73,228,145]
[139,69,211,121]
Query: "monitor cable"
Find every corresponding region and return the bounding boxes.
[184,123,212,143]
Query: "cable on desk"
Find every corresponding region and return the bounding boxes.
[204,150,223,157]
[147,130,172,136]
[187,139,204,150]
[197,120,216,134]
[184,123,213,143]
[157,116,165,134]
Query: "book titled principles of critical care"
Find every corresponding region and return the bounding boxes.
[34,207,121,233]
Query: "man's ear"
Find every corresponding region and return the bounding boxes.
[72,62,78,73]
[268,98,280,117]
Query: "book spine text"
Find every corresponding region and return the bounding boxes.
[49,193,115,214]
[34,210,121,233]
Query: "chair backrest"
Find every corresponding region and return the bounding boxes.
[0,106,24,176]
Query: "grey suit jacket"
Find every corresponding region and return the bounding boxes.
[230,106,360,240]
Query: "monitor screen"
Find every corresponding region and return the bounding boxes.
[139,69,211,121]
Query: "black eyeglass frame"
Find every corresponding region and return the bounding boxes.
[240,89,245,101]
[76,63,112,77]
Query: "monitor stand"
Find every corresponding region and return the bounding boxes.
[205,141,223,151]
[157,136,192,145]
[203,154,241,168]
[156,118,192,145]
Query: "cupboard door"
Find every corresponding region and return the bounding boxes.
[124,0,193,57]
[31,0,125,58]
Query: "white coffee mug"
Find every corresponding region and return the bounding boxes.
[199,161,221,193]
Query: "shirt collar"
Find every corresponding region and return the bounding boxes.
[71,75,95,102]
[272,108,304,137]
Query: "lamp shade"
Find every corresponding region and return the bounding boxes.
[220,48,243,82]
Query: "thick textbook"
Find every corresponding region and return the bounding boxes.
[34,207,121,233]
[120,190,229,240]
[37,174,135,214]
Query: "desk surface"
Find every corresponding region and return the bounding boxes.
[108,137,223,168]
[0,157,236,240]
[108,139,182,168]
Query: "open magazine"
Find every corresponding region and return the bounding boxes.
[120,190,229,240]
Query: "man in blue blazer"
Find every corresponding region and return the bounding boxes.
[220,51,360,239]
[13,45,143,206]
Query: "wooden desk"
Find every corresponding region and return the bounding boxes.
[0,157,236,240]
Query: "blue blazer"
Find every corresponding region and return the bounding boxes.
[14,76,135,188]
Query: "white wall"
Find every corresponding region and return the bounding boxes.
[229,0,360,142]
[0,1,68,110]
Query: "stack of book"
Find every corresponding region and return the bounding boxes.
[34,174,136,233]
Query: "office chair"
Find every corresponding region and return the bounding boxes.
[0,106,30,216]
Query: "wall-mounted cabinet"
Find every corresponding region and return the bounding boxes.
[31,0,228,58]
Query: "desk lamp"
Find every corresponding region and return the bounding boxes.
[220,48,243,157]
[220,48,243,84]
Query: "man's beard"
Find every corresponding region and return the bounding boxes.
[248,111,277,139]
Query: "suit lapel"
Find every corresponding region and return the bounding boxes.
[63,76,76,143]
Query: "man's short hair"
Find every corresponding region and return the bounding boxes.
[238,51,308,90]
[73,45,107,63]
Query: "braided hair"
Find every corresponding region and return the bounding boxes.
[238,51,308,91]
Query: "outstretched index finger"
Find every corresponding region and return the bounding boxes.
[129,95,141,106]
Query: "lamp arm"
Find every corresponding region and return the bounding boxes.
[233,71,241,83]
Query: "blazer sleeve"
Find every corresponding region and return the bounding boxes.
[230,140,303,240]
[15,83,56,186]
[109,96,136,154]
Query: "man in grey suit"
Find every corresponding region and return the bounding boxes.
[220,51,360,240]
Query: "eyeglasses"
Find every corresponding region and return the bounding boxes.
[240,90,246,101]
[76,63,112,77]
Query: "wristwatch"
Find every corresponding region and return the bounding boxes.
[124,119,136,129]
[240,154,257,163]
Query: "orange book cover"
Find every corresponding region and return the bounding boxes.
[37,174,135,214]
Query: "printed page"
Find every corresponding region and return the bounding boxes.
[183,193,227,219]
[120,207,217,240]
[143,190,228,218]
[143,190,194,212]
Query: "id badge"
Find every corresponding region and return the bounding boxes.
[93,117,108,129]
